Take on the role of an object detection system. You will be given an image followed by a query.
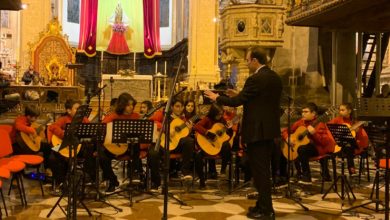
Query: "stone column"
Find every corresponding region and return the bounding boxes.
[187,0,220,89]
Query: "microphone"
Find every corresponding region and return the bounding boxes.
[88,84,107,98]
[110,76,114,84]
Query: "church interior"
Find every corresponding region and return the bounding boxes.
[0,0,389,219]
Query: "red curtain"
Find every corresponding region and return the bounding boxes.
[78,0,98,57]
[143,0,161,58]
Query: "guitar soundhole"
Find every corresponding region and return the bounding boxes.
[298,135,304,141]
[174,126,181,132]
[216,131,223,136]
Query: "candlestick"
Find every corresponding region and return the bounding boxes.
[157,79,161,101]
[155,61,158,73]
[101,51,104,61]
[164,61,167,75]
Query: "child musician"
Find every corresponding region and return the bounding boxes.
[328,103,369,174]
[149,98,201,188]
[281,102,335,184]
[47,99,92,186]
[12,105,51,171]
[193,103,234,187]
[101,92,140,192]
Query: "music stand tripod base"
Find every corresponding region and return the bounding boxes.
[322,123,357,204]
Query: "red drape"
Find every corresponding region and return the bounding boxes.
[143,0,161,58]
[78,0,98,57]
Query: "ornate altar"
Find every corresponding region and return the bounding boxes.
[27,18,76,86]
[101,74,153,102]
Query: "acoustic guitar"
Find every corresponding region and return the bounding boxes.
[16,118,51,154]
[51,134,82,158]
[226,114,242,147]
[332,121,366,153]
[103,101,165,156]
[196,122,231,156]
[160,114,201,151]
[281,107,337,161]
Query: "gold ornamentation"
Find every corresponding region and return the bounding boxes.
[28,17,75,86]
[118,69,135,77]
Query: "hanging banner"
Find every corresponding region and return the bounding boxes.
[96,0,145,55]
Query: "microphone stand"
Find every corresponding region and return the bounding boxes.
[284,95,309,211]
[87,84,122,212]
[153,52,186,220]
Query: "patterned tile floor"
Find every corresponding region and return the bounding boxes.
[1,163,387,219]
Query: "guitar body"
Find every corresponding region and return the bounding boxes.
[282,126,311,161]
[196,123,230,156]
[16,122,46,153]
[103,122,128,156]
[51,135,82,158]
[160,118,190,151]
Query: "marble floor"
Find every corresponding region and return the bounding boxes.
[1,163,388,220]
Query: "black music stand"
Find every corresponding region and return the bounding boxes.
[47,105,90,220]
[109,119,154,206]
[322,123,357,204]
[342,124,385,213]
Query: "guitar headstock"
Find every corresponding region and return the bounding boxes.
[316,106,338,124]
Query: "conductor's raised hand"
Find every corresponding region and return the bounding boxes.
[225,89,238,97]
[204,90,219,101]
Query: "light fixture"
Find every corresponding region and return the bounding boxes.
[21,3,28,10]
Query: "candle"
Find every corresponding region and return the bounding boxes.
[133,53,136,71]
[163,76,167,98]
[164,61,167,75]
[101,51,104,61]
[155,61,158,73]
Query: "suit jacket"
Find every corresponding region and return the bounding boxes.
[216,66,282,144]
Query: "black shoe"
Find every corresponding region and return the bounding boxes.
[273,176,288,189]
[322,173,332,182]
[199,181,206,190]
[207,172,218,179]
[106,180,119,193]
[248,206,260,213]
[247,209,275,220]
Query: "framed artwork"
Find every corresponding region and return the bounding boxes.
[67,0,80,23]
[1,11,9,28]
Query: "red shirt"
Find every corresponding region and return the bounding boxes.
[149,110,164,129]
[194,116,224,136]
[11,115,35,143]
[281,118,335,156]
[102,112,140,123]
[328,116,369,154]
[48,115,90,140]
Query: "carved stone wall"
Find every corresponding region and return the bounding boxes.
[219,3,285,88]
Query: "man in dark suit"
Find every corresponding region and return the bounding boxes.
[205,46,282,220]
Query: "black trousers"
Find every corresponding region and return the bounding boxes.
[204,141,231,173]
[271,138,287,178]
[99,143,140,183]
[296,144,329,178]
[49,143,96,184]
[149,136,201,186]
[171,136,195,176]
[341,146,355,168]
[247,140,274,214]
